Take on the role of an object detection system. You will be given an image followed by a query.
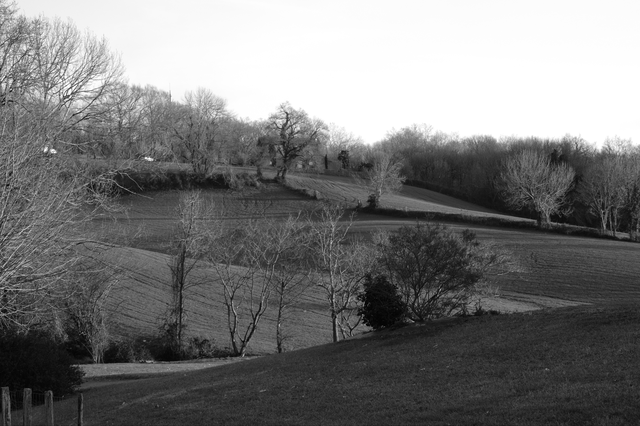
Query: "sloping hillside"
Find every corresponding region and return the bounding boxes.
[99,182,320,253]
[84,174,640,355]
[349,221,640,306]
[80,243,333,354]
[67,305,640,425]
[285,173,522,220]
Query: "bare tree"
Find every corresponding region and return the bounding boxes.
[222,117,263,166]
[499,150,575,226]
[171,88,229,175]
[27,17,124,146]
[165,191,208,358]
[0,2,33,107]
[580,153,629,234]
[325,123,363,169]
[103,83,145,158]
[138,85,173,160]
[62,256,120,363]
[264,214,311,353]
[208,215,281,357]
[0,6,122,330]
[262,102,327,180]
[307,204,375,342]
[359,151,406,209]
[0,124,115,329]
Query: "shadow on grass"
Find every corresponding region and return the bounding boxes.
[64,303,640,426]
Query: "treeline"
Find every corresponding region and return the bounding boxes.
[58,72,640,236]
[62,86,374,179]
[0,1,634,238]
[367,125,640,236]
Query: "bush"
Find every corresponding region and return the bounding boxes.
[223,168,261,191]
[0,330,84,395]
[358,274,406,330]
[103,337,153,363]
[152,336,229,361]
[366,193,379,209]
[378,223,510,321]
[183,337,226,359]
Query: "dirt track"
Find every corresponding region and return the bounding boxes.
[478,291,587,313]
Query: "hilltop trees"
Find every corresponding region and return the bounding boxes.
[580,152,629,234]
[28,16,124,144]
[325,123,363,170]
[499,150,576,227]
[171,88,230,176]
[579,139,640,235]
[262,102,327,180]
[94,82,145,159]
[223,118,264,166]
[361,151,406,209]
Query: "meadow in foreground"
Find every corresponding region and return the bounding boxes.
[69,304,640,425]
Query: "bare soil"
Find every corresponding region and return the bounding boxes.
[79,357,255,390]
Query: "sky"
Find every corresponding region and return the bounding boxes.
[17,0,640,145]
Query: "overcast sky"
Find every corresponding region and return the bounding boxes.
[17,0,640,145]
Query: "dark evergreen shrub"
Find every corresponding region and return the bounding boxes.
[358,274,406,330]
[0,330,84,395]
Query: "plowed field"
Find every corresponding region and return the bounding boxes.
[92,170,639,354]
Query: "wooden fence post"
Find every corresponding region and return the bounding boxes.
[1,387,10,426]
[22,388,32,426]
[77,393,83,426]
[44,391,54,426]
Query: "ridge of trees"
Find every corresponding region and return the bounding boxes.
[40,66,639,235]
[4,1,630,235]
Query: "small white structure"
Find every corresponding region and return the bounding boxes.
[143,156,154,162]
[43,146,57,155]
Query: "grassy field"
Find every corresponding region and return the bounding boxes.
[286,173,520,220]
[87,170,640,354]
[63,304,640,425]
[81,242,333,355]
[350,220,640,305]
[98,182,318,253]
[70,167,640,424]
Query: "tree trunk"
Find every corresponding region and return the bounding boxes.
[173,245,187,356]
[331,310,339,343]
[276,300,285,353]
[537,210,550,228]
[600,210,609,234]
